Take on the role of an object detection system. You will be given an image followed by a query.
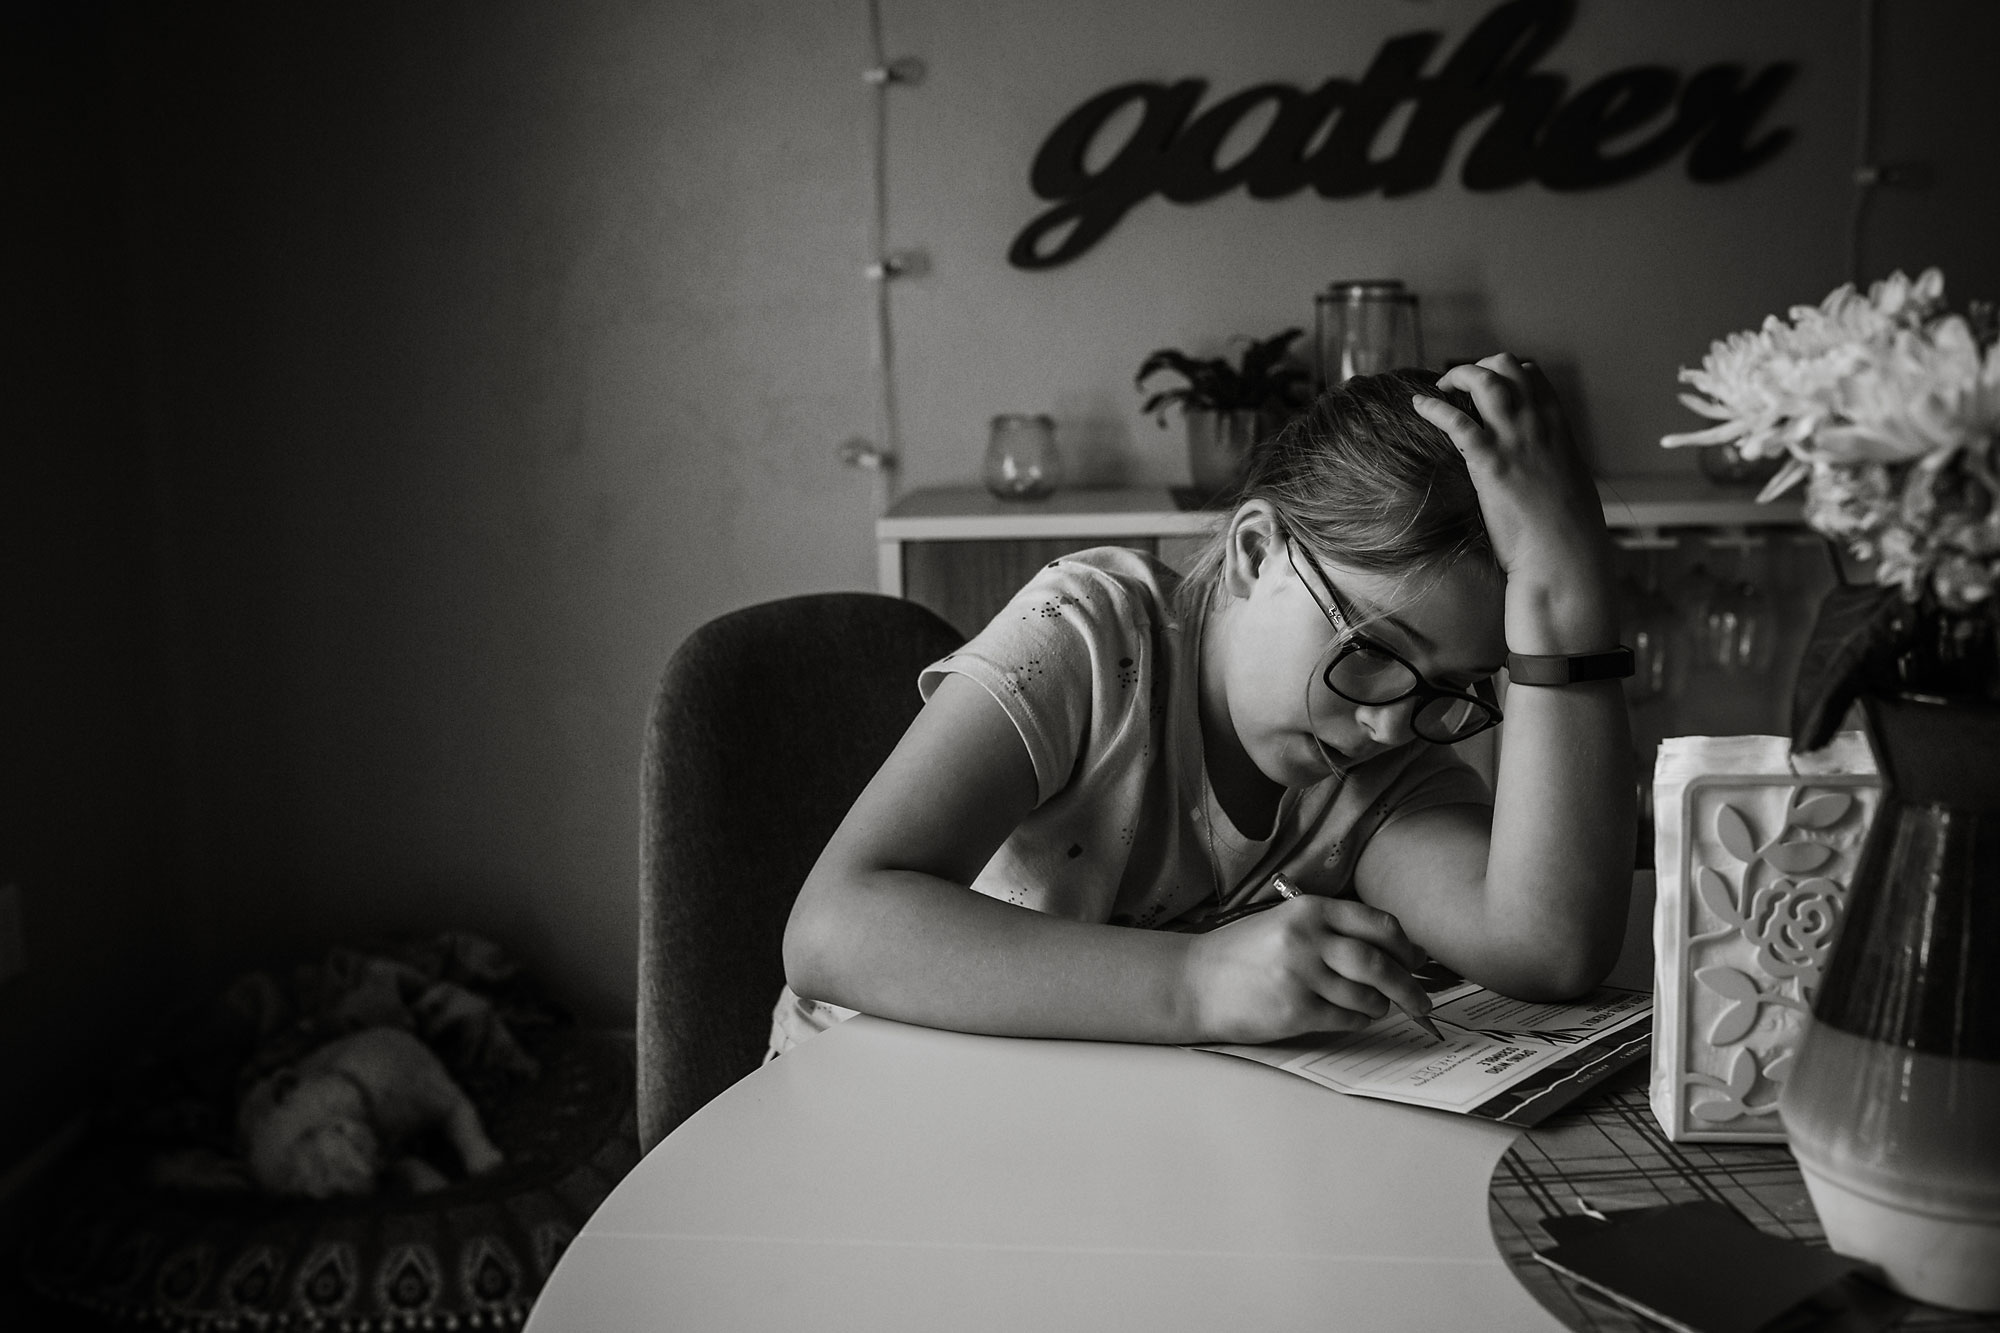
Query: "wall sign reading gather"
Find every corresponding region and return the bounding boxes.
[1009,0,1798,270]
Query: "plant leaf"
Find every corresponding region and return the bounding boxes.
[1761,841,1835,874]
[1709,999,1759,1045]
[1792,583,1900,752]
[1237,327,1303,386]
[1787,792,1854,829]
[1694,866,1743,926]
[1724,1045,1758,1098]
[1139,329,1310,414]
[1135,349,1224,391]
[1715,804,1758,863]
[1695,965,1763,1002]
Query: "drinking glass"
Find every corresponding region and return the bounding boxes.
[1692,537,1774,672]
[1619,543,1678,703]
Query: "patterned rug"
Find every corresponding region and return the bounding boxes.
[23,1026,637,1330]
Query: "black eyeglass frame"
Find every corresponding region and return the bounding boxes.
[1281,535,1504,745]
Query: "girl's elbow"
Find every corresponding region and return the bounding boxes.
[781,883,841,1000]
[1482,927,1618,1002]
[1523,931,1621,1001]
[1532,956,1611,1003]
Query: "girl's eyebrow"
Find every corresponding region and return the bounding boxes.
[1344,588,1505,680]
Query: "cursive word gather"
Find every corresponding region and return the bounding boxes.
[1010,0,1798,270]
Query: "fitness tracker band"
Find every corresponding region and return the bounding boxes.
[1504,646,1637,686]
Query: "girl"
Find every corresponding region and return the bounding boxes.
[777,354,1634,1054]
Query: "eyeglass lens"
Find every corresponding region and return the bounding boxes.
[1325,645,1495,741]
[1413,694,1491,740]
[1325,645,1414,701]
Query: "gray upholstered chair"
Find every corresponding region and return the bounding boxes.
[636,592,962,1151]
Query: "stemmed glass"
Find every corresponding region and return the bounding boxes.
[1619,538,1679,704]
[1693,533,1774,673]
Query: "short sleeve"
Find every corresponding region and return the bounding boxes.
[918,552,1159,808]
[1374,744,1493,828]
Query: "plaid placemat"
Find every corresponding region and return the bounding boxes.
[1486,1062,2000,1331]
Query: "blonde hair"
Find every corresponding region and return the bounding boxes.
[1173,368,1494,622]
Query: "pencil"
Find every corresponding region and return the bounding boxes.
[1268,873,1447,1043]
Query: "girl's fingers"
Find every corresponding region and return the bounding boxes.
[1438,355,1524,398]
[1318,898,1424,972]
[1321,936,1434,1024]
[1303,972,1393,1024]
[1410,392,1492,460]
[1471,351,1539,397]
[1445,364,1535,449]
[1515,356,1556,404]
[1433,355,1572,460]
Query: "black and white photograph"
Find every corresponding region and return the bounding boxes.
[5,2,1997,1328]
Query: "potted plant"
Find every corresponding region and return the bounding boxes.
[1136,327,1312,500]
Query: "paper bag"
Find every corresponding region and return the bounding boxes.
[1649,733,1881,1142]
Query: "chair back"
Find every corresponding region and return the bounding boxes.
[637,592,961,1149]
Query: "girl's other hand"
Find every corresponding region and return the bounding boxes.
[1412,354,1617,652]
[1185,895,1433,1044]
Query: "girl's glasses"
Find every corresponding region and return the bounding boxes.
[1283,539,1504,745]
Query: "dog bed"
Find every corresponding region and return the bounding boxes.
[21,936,639,1331]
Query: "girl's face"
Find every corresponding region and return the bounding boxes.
[1209,518,1507,790]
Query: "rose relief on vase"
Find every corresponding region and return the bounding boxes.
[1651,747,1882,1143]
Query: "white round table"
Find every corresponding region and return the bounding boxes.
[528,1013,1563,1331]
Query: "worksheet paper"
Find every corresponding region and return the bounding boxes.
[1194,984,1651,1127]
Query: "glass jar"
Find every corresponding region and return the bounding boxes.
[983,414,1061,501]
[1314,279,1424,387]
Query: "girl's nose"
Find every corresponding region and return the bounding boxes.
[1353,697,1421,747]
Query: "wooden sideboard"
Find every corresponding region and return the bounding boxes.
[878,478,1805,638]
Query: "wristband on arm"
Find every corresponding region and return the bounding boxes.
[1504,646,1636,686]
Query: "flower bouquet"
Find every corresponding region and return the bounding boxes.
[1663,269,2000,748]
[1663,271,2000,1311]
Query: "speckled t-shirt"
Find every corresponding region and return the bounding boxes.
[767,546,1492,1056]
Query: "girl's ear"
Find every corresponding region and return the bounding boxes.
[1221,501,1282,599]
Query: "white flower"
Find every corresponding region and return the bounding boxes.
[1663,269,2000,610]
[1815,319,2000,464]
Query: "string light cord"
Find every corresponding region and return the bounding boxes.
[849,0,924,511]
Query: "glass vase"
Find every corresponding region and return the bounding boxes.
[1777,691,2000,1312]
[982,413,1061,501]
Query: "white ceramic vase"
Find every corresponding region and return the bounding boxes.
[1776,692,2000,1313]
[1184,408,1264,499]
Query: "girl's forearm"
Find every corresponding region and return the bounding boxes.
[784,869,1205,1043]
[1481,569,1635,997]
[1481,676,1636,997]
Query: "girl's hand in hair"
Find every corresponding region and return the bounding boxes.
[1411,354,1617,654]
[1184,895,1434,1044]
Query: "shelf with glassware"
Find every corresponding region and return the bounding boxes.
[877,475,1812,630]
[877,476,1829,849]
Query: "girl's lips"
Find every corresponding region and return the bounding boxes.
[1308,733,1359,769]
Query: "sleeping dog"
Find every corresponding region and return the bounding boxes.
[237,1025,504,1198]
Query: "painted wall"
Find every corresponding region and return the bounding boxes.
[0,5,189,1160]
[6,0,1995,1126]
[883,0,1995,487]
